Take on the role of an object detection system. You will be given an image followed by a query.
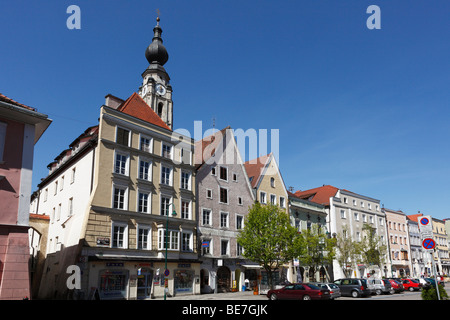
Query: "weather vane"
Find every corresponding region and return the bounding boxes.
[156,8,160,23]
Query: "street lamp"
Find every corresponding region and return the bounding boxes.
[164,203,176,300]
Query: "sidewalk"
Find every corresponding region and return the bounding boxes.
[155,291,268,300]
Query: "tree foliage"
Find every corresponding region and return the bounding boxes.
[237,202,298,289]
[294,224,336,281]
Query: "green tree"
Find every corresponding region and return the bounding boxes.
[336,225,360,277]
[295,224,336,282]
[356,223,387,269]
[237,202,298,290]
[422,284,448,300]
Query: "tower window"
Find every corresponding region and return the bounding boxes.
[157,102,164,118]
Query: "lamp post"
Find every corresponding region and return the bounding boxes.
[164,203,176,300]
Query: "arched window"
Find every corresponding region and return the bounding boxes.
[157,102,164,118]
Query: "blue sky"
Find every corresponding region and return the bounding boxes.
[1,1,449,219]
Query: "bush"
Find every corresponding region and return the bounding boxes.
[421,284,448,300]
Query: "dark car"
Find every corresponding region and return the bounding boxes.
[333,278,371,298]
[425,277,445,287]
[309,282,341,300]
[267,283,331,300]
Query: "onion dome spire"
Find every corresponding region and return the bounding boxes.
[145,16,169,66]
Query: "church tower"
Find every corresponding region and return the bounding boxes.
[139,17,173,129]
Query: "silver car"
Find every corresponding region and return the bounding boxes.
[309,282,341,299]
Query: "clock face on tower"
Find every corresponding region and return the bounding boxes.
[155,83,166,96]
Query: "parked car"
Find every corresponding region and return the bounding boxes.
[425,277,445,287]
[388,279,404,293]
[267,283,331,300]
[309,282,341,300]
[367,279,393,295]
[333,278,371,298]
[418,278,431,288]
[401,278,421,291]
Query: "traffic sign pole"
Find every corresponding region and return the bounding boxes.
[430,250,441,300]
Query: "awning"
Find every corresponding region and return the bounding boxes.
[241,264,262,269]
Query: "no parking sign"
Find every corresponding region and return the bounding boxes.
[422,238,436,251]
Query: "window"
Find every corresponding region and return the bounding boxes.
[113,185,127,210]
[354,212,359,221]
[237,197,243,205]
[138,159,152,181]
[220,212,229,228]
[71,167,76,184]
[353,199,357,206]
[181,232,193,252]
[280,197,286,208]
[270,177,275,188]
[260,191,267,204]
[162,143,172,159]
[115,151,129,175]
[202,209,211,226]
[219,166,228,181]
[54,181,58,195]
[137,226,151,250]
[340,209,346,219]
[140,136,152,153]
[221,240,229,256]
[360,201,364,208]
[44,188,48,202]
[237,243,244,256]
[181,171,191,190]
[180,148,191,165]
[236,215,244,230]
[158,229,179,250]
[138,191,151,213]
[60,176,64,191]
[270,194,276,205]
[181,200,191,219]
[57,203,61,221]
[161,165,172,185]
[160,195,172,216]
[116,127,130,147]
[211,166,216,176]
[219,187,228,204]
[206,189,212,199]
[368,203,372,210]
[343,197,348,204]
[68,198,73,216]
[0,122,6,161]
[202,238,211,255]
[232,173,237,182]
[112,222,127,248]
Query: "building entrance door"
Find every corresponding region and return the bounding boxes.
[137,268,153,299]
[217,266,231,292]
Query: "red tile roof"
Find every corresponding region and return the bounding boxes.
[406,213,423,222]
[117,92,171,131]
[0,93,36,111]
[194,126,230,167]
[244,153,271,188]
[294,185,339,206]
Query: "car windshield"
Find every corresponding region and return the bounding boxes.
[411,279,419,283]
[328,284,338,289]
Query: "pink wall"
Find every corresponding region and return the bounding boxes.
[0,119,24,225]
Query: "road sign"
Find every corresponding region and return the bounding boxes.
[418,215,433,233]
[422,238,436,250]
[164,269,170,277]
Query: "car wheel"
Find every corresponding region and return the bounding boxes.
[351,290,360,298]
[375,289,381,295]
[302,295,311,300]
[270,293,278,300]
[409,287,414,292]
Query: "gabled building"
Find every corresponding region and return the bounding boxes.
[194,127,256,293]
[406,215,425,278]
[0,93,51,299]
[32,18,200,300]
[295,185,390,280]
[383,208,412,278]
